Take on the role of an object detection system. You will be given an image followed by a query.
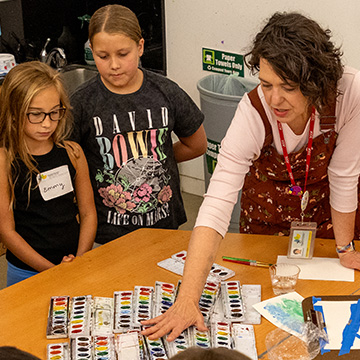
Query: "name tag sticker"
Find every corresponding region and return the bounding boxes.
[37,165,74,201]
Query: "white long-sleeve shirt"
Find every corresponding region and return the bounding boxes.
[195,66,360,237]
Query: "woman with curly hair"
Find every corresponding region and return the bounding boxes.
[142,11,360,341]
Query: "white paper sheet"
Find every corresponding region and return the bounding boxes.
[277,256,354,282]
[315,300,360,350]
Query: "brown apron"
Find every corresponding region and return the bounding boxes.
[240,86,360,239]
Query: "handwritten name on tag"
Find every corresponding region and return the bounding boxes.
[37,165,74,201]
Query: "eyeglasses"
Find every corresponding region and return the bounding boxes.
[26,107,66,124]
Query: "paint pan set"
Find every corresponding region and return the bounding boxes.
[221,280,245,321]
[188,326,211,349]
[198,280,221,324]
[113,291,134,333]
[143,330,168,359]
[69,335,116,360]
[45,278,258,359]
[69,295,92,337]
[212,321,232,348]
[133,286,154,327]
[47,343,70,360]
[210,321,258,360]
[47,296,70,339]
[153,281,176,318]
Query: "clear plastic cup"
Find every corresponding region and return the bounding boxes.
[269,264,300,295]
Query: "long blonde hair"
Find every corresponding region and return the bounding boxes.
[0,61,74,207]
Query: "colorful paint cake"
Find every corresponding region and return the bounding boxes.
[46,296,70,339]
[143,331,168,360]
[93,335,116,360]
[188,326,211,349]
[165,329,191,357]
[221,280,245,321]
[47,342,70,360]
[212,321,232,349]
[153,281,176,318]
[113,291,134,333]
[71,336,92,359]
[69,295,92,338]
[133,286,154,327]
[198,280,220,323]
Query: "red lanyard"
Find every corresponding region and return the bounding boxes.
[277,107,316,197]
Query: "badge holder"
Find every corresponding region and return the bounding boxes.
[287,191,317,259]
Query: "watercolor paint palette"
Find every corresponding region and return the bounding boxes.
[188,326,211,349]
[46,296,70,339]
[69,295,92,338]
[232,324,258,360]
[153,281,176,318]
[71,336,92,359]
[221,280,245,321]
[93,335,116,360]
[92,297,114,336]
[157,250,235,282]
[133,286,154,327]
[47,342,70,360]
[143,330,168,359]
[113,291,134,333]
[212,321,232,349]
[198,280,220,324]
[165,330,191,357]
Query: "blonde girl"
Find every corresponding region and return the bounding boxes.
[71,5,206,244]
[0,61,97,286]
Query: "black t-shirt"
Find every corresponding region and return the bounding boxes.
[70,68,204,243]
[6,145,79,271]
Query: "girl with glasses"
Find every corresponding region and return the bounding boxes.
[0,61,97,286]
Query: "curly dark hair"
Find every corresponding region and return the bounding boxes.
[245,12,343,114]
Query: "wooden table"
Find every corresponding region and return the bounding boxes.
[0,229,359,359]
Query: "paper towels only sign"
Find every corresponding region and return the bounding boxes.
[202,48,244,76]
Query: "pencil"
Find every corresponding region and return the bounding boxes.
[222,256,273,267]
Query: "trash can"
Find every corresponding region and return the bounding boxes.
[197,74,258,232]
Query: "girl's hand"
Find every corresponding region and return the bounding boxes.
[61,254,75,263]
[339,250,360,270]
[141,296,207,342]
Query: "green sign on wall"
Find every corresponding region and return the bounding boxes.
[202,47,244,77]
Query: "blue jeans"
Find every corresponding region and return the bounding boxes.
[7,262,38,287]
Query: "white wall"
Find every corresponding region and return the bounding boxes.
[165,0,360,196]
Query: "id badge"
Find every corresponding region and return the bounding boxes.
[287,221,317,259]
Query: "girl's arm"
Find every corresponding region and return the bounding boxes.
[66,141,97,255]
[0,149,55,271]
[173,125,207,163]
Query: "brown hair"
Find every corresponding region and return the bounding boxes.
[89,4,142,44]
[0,61,74,207]
[245,12,343,114]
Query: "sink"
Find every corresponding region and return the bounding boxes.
[60,64,98,96]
